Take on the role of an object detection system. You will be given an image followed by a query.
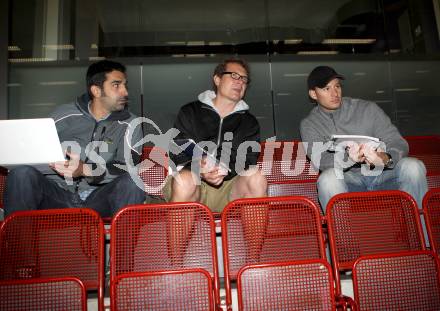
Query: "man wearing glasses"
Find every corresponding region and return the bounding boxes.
[164,58,267,213]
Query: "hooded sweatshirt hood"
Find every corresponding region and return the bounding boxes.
[197,90,249,116]
[76,93,132,121]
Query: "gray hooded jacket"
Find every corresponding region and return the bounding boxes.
[300,97,408,172]
[40,93,143,193]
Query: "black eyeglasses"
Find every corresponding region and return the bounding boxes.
[222,71,250,84]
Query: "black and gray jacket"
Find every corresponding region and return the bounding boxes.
[300,97,408,172]
[41,93,143,193]
[171,90,261,180]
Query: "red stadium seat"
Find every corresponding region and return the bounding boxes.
[221,196,325,309]
[258,141,320,208]
[406,135,440,189]
[0,277,87,311]
[111,269,214,311]
[427,176,440,190]
[267,180,320,209]
[406,135,440,160]
[423,188,440,254]
[258,141,319,182]
[139,146,168,197]
[327,190,426,295]
[237,260,353,311]
[110,202,220,309]
[0,208,105,310]
[353,251,440,311]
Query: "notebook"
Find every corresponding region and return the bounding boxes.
[171,138,231,173]
[328,134,382,151]
[0,118,65,168]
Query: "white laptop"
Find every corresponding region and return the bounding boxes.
[0,118,65,168]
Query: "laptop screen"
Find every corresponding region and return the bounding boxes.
[0,118,65,168]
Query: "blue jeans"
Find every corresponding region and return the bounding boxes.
[317,157,428,212]
[318,157,429,245]
[4,165,147,218]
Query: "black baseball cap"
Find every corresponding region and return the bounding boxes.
[307,66,345,90]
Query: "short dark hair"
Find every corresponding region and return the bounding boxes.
[212,58,250,92]
[86,60,126,98]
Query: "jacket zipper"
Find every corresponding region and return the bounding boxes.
[202,105,240,155]
[216,118,223,148]
[75,121,100,193]
[330,114,338,133]
[85,121,100,163]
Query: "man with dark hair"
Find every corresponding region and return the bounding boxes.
[300,65,428,212]
[86,60,127,98]
[4,60,147,218]
[164,58,267,213]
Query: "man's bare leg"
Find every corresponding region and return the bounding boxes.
[167,169,199,267]
[231,168,268,262]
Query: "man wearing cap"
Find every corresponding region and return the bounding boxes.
[300,65,427,213]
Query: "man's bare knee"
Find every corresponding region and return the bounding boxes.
[171,170,200,201]
[231,170,267,200]
[247,170,268,197]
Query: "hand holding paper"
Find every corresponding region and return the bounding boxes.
[172,138,231,174]
[202,156,229,176]
[201,157,227,185]
[363,146,389,167]
[346,141,366,163]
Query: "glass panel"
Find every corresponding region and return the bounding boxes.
[244,57,275,140]
[8,0,440,61]
[8,65,85,119]
[271,56,393,139]
[96,0,269,57]
[267,0,387,55]
[141,55,274,141]
[6,0,440,138]
[8,63,142,119]
[390,60,440,135]
[382,0,440,55]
